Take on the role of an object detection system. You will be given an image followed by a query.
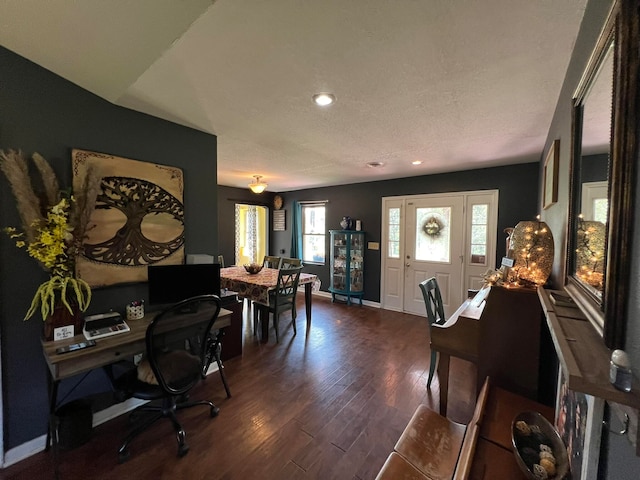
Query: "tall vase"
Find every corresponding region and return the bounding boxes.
[44,301,83,341]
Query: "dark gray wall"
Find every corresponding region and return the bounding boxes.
[219,162,540,303]
[0,46,218,449]
[541,0,640,477]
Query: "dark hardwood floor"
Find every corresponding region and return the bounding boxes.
[2,296,476,480]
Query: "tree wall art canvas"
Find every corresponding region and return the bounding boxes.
[72,149,184,287]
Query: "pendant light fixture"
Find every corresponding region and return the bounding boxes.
[248,175,268,194]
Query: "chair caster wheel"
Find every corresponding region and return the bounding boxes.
[210,405,220,417]
[178,444,189,457]
[118,449,130,464]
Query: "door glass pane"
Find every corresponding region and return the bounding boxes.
[470,204,488,265]
[388,207,400,258]
[471,225,487,244]
[472,204,488,224]
[593,198,608,223]
[415,207,451,262]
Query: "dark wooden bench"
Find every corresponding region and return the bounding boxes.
[376,377,555,480]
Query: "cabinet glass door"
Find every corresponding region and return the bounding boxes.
[350,233,364,291]
[332,232,347,291]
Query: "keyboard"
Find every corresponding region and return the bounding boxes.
[83,312,130,340]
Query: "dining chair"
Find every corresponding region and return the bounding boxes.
[418,277,447,388]
[280,257,302,269]
[262,255,282,269]
[249,256,283,322]
[267,266,303,342]
[113,294,224,462]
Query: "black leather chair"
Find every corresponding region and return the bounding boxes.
[114,294,224,462]
[418,277,447,388]
[267,266,303,342]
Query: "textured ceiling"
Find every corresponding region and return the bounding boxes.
[0,0,589,192]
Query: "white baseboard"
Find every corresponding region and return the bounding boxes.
[2,365,222,468]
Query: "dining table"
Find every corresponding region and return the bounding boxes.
[220,266,318,342]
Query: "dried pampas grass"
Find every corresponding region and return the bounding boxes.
[0,148,102,248]
[32,152,60,206]
[0,149,43,243]
[70,162,102,243]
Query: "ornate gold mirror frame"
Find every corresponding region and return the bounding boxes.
[567,0,639,349]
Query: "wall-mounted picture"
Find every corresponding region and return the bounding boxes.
[555,368,604,479]
[543,139,560,209]
[273,209,286,231]
[72,149,185,287]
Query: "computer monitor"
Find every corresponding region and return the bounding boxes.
[147,263,221,307]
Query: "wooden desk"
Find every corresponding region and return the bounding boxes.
[42,309,231,381]
[42,308,231,452]
[220,266,318,342]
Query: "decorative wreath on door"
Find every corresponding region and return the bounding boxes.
[422,214,445,237]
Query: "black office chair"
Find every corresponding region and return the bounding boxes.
[113,294,223,462]
[201,326,232,398]
[267,266,303,342]
[419,277,447,388]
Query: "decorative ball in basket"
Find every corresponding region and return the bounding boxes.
[244,263,263,274]
[511,411,569,479]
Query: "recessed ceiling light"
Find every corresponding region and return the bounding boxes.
[366,161,385,168]
[412,160,423,165]
[312,93,336,106]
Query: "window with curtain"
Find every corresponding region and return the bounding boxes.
[234,204,267,265]
[302,204,326,264]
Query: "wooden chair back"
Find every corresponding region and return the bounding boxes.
[419,277,446,326]
[280,257,302,269]
[263,255,282,269]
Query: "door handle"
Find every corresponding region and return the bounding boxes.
[406,263,411,267]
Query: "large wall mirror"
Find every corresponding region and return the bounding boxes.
[567,0,639,349]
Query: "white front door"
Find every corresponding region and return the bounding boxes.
[381,190,498,318]
[404,195,464,317]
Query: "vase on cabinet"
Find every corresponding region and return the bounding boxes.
[340,216,352,230]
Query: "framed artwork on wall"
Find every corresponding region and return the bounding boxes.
[273,209,286,231]
[543,139,560,209]
[72,149,185,287]
[555,368,604,479]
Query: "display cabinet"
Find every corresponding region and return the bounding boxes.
[329,230,365,305]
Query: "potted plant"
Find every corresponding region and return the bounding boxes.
[0,149,101,339]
